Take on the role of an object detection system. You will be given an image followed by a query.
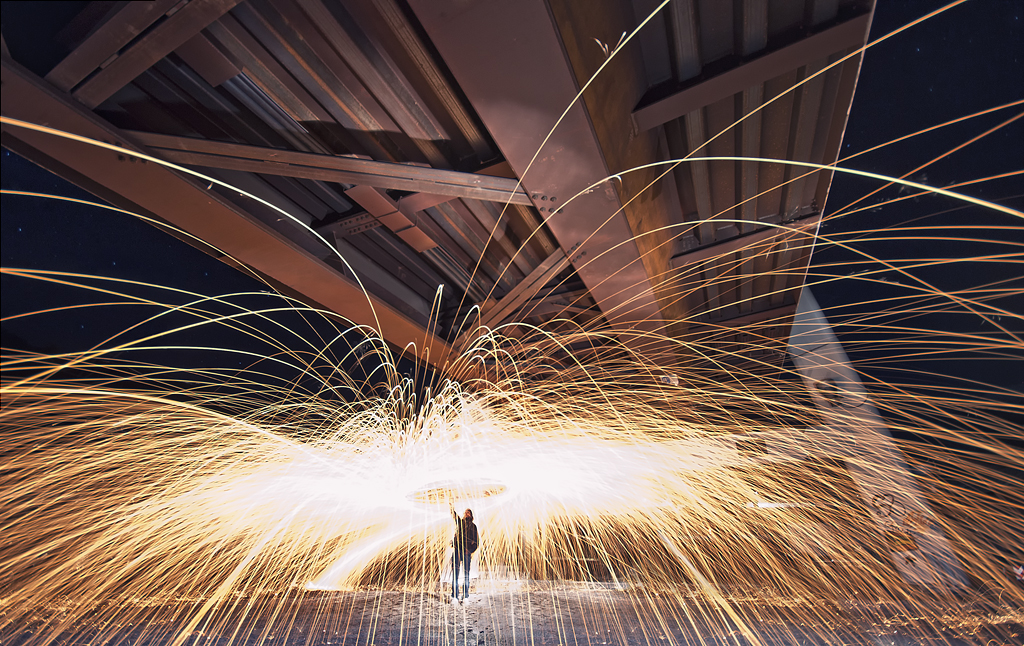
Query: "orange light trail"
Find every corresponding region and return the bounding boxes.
[2,2,1022,643]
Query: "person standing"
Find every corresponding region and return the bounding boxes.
[449,500,478,602]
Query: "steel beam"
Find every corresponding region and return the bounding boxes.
[45,0,182,92]
[407,0,666,330]
[73,0,245,109]
[632,11,872,132]
[520,299,589,320]
[478,250,569,330]
[670,213,821,270]
[452,248,570,350]
[344,185,437,253]
[1,57,450,366]
[127,130,533,206]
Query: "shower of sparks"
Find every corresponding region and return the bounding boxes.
[2,263,1021,643]
[2,7,1023,644]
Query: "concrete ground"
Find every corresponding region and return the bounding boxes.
[5,578,1022,645]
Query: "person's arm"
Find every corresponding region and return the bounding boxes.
[449,497,457,522]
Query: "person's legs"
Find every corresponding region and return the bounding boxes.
[461,551,471,599]
[451,550,459,599]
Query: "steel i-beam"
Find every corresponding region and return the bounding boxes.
[1,57,450,367]
[407,0,666,332]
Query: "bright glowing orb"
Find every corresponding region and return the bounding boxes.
[407,480,509,505]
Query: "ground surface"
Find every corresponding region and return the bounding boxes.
[4,579,1022,645]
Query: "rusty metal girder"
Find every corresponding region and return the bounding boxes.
[73,0,245,109]
[45,0,182,93]
[669,213,821,270]
[1,56,451,367]
[344,185,437,253]
[127,130,533,205]
[479,249,569,330]
[632,11,873,132]
[407,0,666,330]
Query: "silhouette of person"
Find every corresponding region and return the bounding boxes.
[449,499,478,602]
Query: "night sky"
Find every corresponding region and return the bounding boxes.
[816,0,1023,398]
[2,1,1022,398]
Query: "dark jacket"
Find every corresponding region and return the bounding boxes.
[452,512,478,553]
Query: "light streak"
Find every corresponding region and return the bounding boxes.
[2,301,1021,642]
[2,4,1022,645]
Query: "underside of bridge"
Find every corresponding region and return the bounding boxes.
[1,0,874,368]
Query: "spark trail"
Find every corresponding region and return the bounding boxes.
[1,2,1022,644]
